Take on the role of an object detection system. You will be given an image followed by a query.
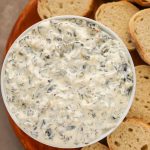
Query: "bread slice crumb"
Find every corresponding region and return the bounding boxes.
[37,0,94,19]
[95,1,139,51]
[127,65,150,125]
[129,9,150,65]
[107,118,150,150]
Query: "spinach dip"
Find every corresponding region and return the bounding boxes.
[2,17,134,147]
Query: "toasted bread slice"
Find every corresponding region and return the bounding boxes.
[95,1,139,51]
[121,0,135,3]
[129,9,150,65]
[127,65,150,125]
[120,0,150,6]
[134,0,150,7]
[107,118,150,150]
[82,142,109,150]
[37,0,94,19]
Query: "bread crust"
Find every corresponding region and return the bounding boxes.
[120,0,150,6]
[134,0,150,7]
[129,9,150,65]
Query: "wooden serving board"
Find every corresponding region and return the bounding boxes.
[4,0,145,150]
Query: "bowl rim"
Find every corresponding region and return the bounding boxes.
[1,15,136,149]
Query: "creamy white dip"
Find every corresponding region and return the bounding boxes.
[2,17,133,147]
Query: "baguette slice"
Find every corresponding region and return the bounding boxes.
[127,65,150,125]
[129,9,150,65]
[121,0,150,6]
[107,118,150,150]
[121,0,135,3]
[82,142,109,150]
[95,1,139,51]
[37,0,94,19]
[134,0,150,7]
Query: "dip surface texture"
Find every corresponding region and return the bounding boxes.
[3,18,133,147]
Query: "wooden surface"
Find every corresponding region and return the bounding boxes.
[4,0,145,150]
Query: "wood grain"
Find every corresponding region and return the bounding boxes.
[4,0,145,150]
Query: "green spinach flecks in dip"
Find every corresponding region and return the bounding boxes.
[3,18,133,147]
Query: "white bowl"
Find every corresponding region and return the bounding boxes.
[1,15,136,149]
